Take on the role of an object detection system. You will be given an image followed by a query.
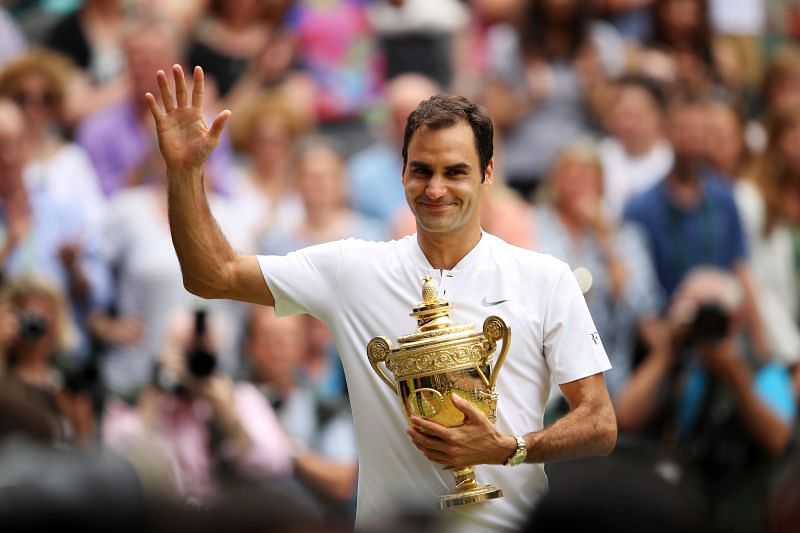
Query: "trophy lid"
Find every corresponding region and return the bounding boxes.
[398,275,474,345]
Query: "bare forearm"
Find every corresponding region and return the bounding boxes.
[725,365,791,456]
[167,166,237,297]
[523,398,616,464]
[615,350,672,430]
[295,453,357,502]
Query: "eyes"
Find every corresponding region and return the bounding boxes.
[411,167,468,178]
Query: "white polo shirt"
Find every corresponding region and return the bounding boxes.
[258,232,610,532]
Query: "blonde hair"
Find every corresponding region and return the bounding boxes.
[229,91,311,153]
[0,275,74,353]
[0,48,73,117]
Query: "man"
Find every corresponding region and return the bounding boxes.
[146,65,616,531]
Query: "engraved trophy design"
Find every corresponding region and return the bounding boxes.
[367,275,511,509]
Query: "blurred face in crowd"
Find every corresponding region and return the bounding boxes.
[0,101,28,196]
[246,308,308,385]
[249,115,294,169]
[124,25,178,97]
[551,151,603,217]
[609,85,664,156]
[403,122,492,237]
[778,114,800,177]
[704,103,744,178]
[768,71,800,115]
[667,102,709,170]
[218,0,263,26]
[658,0,704,40]
[387,74,440,144]
[13,294,58,361]
[12,73,56,134]
[296,145,347,214]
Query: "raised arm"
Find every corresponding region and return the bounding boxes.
[146,65,273,306]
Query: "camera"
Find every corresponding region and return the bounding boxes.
[18,311,48,341]
[153,309,216,394]
[684,302,730,344]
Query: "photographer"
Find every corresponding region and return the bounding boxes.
[615,268,796,533]
[103,308,292,504]
[0,275,94,446]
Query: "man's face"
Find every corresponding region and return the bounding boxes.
[667,104,709,163]
[610,86,663,153]
[403,122,491,236]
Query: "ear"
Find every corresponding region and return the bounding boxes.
[483,158,495,185]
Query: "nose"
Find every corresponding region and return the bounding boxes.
[425,174,447,199]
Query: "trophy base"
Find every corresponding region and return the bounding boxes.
[437,485,504,509]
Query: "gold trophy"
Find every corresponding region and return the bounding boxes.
[367,275,511,509]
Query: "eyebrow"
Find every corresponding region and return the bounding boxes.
[408,161,472,172]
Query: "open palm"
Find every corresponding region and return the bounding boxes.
[145,65,230,170]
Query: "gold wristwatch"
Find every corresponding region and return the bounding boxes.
[504,435,527,467]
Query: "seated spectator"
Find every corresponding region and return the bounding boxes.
[227,91,309,241]
[187,0,290,101]
[245,306,357,522]
[346,73,440,223]
[103,308,292,504]
[704,99,750,182]
[615,268,795,533]
[76,13,233,198]
[535,142,662,396]
[0,49,106,227]
[0,98,107,354]
[43,0,130,123]
[0,275,94,446]
[599,75,674,218]
[91,149,249,397]
[734,104,800,367]
[484,0,624,200]
[260,137,386,255]
[285,0,384,156]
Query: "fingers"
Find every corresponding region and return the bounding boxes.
[209,109,231,140]
[173,64,188,108]
[407,426,448,452]
[144,92,163,122]
[451,393,484,420]
[156,70,174,112]
[410,416,449,438]
[191,66,204,109]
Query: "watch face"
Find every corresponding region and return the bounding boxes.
[508,452,526,466]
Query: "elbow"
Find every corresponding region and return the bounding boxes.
[182,275,219,300]
[598,406,618,456]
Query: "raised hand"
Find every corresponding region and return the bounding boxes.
[145,65,230,170]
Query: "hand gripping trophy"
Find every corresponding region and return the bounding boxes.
[367,275,511,509]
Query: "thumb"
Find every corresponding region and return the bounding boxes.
[209,109,231,140]
[451,392,484,421]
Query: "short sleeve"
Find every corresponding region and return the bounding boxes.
[257,240,346,320]
[543,264,612,385]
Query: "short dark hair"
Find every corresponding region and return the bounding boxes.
[616,75,668,114]
[402,94,494,180]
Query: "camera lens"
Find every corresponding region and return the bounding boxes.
[18,312,48,341]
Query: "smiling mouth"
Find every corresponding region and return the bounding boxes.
[419,202,453,211]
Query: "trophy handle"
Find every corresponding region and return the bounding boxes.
[367,336,399,394]
[482,316,511,389]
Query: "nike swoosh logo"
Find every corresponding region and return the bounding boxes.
[481,297,510,307]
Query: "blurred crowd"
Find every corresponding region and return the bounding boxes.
[0,0,800,532]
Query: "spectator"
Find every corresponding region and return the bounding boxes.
[187,0,291,100]
[91,149,248,397]
[704,99,750,181]
[615,268,794,533]
[260,137,386,255]
[734,104,800,367]
[103,309,292,504]
[346,73,440,223]
[367,0,470,89]
[535,142,662,396]
[76,13,233,197]
[44,0,130,122]
[0,275,94,446]
[0,98,107,354]
[227,91,309,243]
[484,0,624,200]
[762,45,800,118]
[285,0,384,156]
[599,75,674,218]
[245,306,357,523]
[0,49,106,227]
